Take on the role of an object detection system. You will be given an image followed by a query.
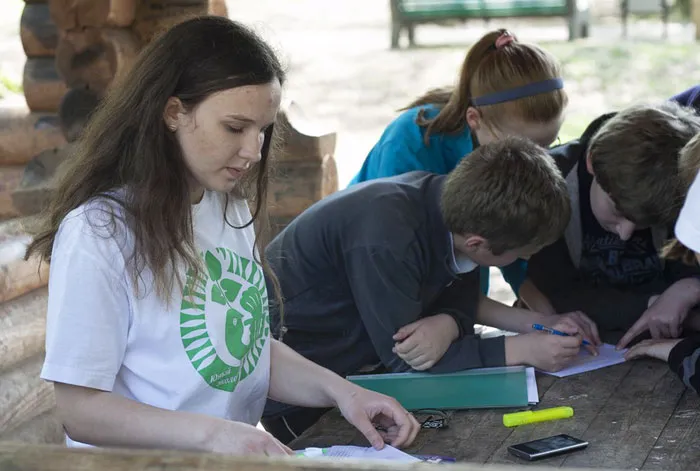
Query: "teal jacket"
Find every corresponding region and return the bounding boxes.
[349,105,527,296]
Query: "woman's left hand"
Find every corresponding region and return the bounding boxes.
[333,384,420,450]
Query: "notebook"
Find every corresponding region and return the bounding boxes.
[347,366,538,410]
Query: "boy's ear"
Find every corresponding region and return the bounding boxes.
[462,234,487,250]
[466,107,481,131]
[585,151,595,175]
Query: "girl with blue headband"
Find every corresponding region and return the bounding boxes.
[349,29,566,320]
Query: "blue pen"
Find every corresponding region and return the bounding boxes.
[532,323,591,346]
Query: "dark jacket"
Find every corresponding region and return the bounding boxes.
[669,336,700,395]
[673,85,700,109]
[528,108,700,332]
[263,172,505,418]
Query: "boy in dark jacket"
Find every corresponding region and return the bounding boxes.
[261,138,599,443]
[625,131,700,395]
[527,89,700,347]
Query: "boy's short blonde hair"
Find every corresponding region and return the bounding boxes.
[441,137,570,254]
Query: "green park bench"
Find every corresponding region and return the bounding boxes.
[390,0,590,48]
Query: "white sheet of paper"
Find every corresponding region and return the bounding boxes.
[526,367,539,403]
[541,343,627,378]
[295,445,420,462]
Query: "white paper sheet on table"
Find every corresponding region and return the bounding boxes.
[526,366,539,403]
[295,445,420,462]
[540,343,627,378]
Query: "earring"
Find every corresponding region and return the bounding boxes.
[168,125,176,132]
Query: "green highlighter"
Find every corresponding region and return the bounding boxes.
[347,366,529,411]
[295,448,328,458]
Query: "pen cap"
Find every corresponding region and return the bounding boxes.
[502,406,574,427]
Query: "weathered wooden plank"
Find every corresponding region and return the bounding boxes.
[0,409,63,445]
[0,222,49,303]
[20,3,58,57]
[274,102,337,162]
[58,87,99,142]
[0,442,628,471]
[0,288,49,373]
[12,180,56,217]
[486,361,635,467]
[0,317,46,375]
[560,360,683,469]
[208,0,227,16]
[11,143,74,217]
[55,27,140,94]
[48,0,137,29]
[0,167,26,220]
[0,218,31,244]
[23,58,68,113]
[643,385,700,470]
[268,155,338,218]
[0,354,55,436]
[132,2,206,44]
[294,372,560,462]
[0,107,64,166]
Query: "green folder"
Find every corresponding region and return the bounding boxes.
[347,366,528,411]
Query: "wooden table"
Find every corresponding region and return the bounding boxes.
[292,359,700,469]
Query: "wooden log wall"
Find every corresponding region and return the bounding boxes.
[0,218,55,444]
[5,0,222,224]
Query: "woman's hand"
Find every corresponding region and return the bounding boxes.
[332,384,420,450]
[209,421,293,456]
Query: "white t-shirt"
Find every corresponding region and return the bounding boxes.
[40,190,271,447]
[676,172,700,253]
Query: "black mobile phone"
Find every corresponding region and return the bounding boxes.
[507,434,588,461]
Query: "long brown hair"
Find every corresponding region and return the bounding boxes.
[26,17,286,306]
[404,29,566,145]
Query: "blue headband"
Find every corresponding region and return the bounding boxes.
[470,78,564,106]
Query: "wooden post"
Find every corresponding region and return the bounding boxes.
[0,443,630,470]
[268,101,338,236]
[208,0,228,16]
[693,0,700,40]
